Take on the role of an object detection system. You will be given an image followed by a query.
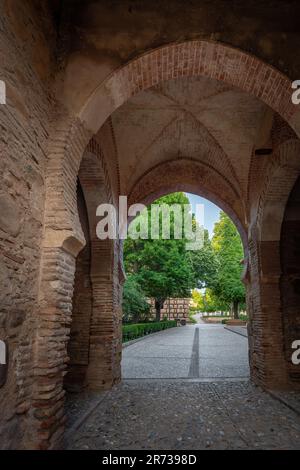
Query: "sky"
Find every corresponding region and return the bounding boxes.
[186,193,221,239]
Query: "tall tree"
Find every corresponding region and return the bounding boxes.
[211,212,245,318]
[124,192,196,321]
[190,229,218,289]
[192,288,229,313]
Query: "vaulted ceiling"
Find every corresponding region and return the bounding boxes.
[110,75,271,201]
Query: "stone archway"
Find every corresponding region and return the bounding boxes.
[29,138,122,449]
[33,40,300,449]
[44,41,299,259]
[64,148,122,395]
[128,158,247,253]
[79,40,299,136]
[247,139,300,389]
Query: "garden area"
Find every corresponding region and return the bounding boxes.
[122,320,177,343]
[122,192,247,340]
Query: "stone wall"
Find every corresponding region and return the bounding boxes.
[0,0,300,450]
[0,0,57,449]
[281,176,300,387]
[64,183,92,393]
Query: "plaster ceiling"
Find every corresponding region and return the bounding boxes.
[110,75,271,197]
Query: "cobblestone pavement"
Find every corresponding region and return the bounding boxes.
[66,380,300,450]
[65,326,300,450]
[65,391,103,429]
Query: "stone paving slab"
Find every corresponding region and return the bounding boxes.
[198,325,249,378]
[122,324,249,379]
[66,380,300,450]
[122,357,192,379]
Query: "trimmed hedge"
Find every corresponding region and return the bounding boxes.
[122,320,177,343]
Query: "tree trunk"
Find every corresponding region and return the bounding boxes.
[155,298,165,322]
[233,300,239,319]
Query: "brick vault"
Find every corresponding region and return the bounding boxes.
[0,0,300,449]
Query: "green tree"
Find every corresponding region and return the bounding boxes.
[192,288,229,313]
[124,192,196,321]
[190,229,218,289]
[211,212,245,318]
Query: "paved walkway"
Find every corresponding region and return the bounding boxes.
[122,324,249,379]
[66,325,300,450]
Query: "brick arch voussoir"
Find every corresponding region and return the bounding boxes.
[128,158,247,254]
[78,142,116,279]
[258,139,300,245]
[79,40,299,138]
[43,116,93,256]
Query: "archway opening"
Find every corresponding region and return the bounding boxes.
[32,40,300,449]
[121,191,249,381]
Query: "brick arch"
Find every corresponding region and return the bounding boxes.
[30,137,120,449]
[258,139,300,244]
[34,40,300,448]
[78,147,122,391]
[79,40,299,137]
[65,148,121,393]
[245,140,300,391]
[43,41,299,255]
[128,158,247,251]
[126,112,243,200]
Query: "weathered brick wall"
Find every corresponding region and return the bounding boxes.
[281,176,300,387]
[64,183,92,393]
[28,132,122,448]
[0,1,57,449]
[1,1,300,450]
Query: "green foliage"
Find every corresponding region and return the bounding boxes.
[122,320,177,342]
[136,239,194,300]
[239,313,248,322]
[123,196,246,322]
[122,275,150,323]
[188,309,197,324]
[124,193,196,320]
[190,229,218,289]
[191,212,245,317]
[210,212,245,314]
[192,288,229,313]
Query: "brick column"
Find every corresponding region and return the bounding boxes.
[247,235,289,389]
[26,118,92,449]
[86,271,122,390]
[30,246,77,449]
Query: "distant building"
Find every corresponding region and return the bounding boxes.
[149,298,191,321]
